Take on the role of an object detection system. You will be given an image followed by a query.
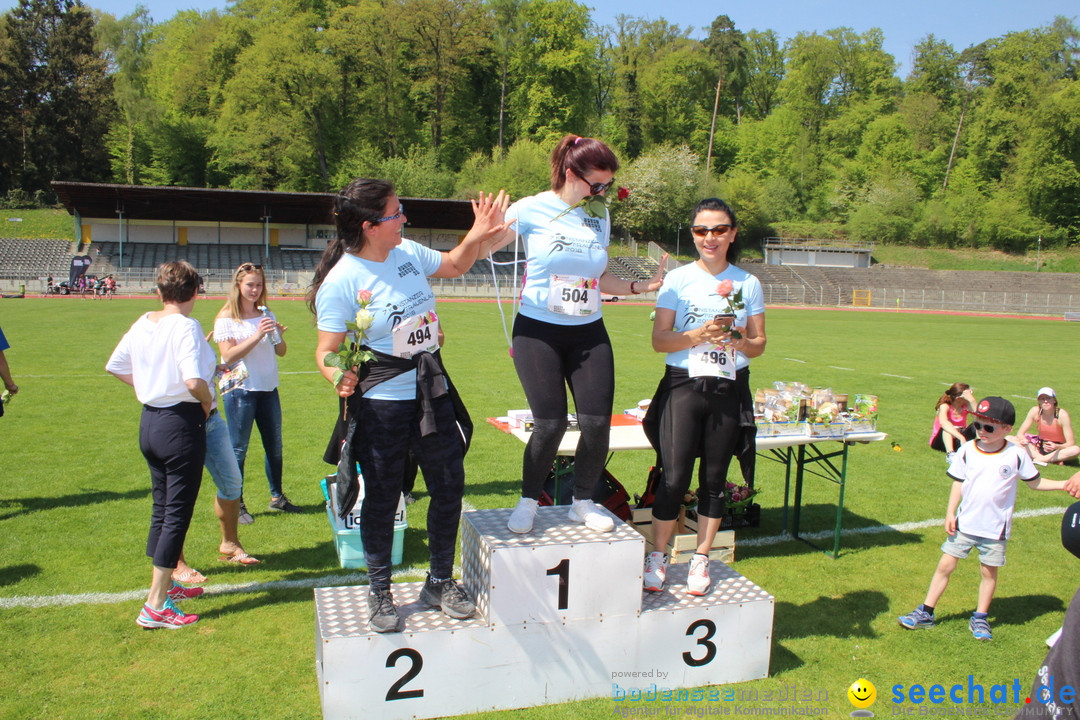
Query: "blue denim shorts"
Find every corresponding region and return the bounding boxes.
[941,530,1007,567]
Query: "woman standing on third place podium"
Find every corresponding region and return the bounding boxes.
[503,134,664,535]
[643,198,766,597]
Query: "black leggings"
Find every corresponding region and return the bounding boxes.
[512,314,614,500]
[930,424,975,452]
[652,368,742,521]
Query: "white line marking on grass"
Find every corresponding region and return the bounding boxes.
[784,358,807,363]
[828,366,853,371]
[881,373,913,379]
[4,507,1069,609]
[738,505,1068,549]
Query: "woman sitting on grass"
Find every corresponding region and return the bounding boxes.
[929,383,976,462]
[1009,388,1080,465]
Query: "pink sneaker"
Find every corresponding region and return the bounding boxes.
[167,581,204,602]
[136,598,200,629]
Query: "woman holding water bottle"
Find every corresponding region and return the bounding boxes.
[214,263,298,520]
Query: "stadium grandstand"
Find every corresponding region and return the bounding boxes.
[0,181,1076,317]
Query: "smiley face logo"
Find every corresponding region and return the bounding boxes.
[848,678,877,710]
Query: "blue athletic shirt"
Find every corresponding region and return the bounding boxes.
[315,239,442,400]
[655,262,765,371]
[506,190,610,326]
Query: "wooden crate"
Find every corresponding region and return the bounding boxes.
[630,507,735,565]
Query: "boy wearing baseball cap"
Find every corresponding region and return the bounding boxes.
[899,396,1072,640]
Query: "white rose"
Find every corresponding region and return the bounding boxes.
[355,308,374,332]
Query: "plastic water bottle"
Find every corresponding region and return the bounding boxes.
[259,306,282,345]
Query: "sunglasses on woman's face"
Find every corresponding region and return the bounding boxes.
[972,421,1003,433]
[690,224,734,238]
[574,171,614,196]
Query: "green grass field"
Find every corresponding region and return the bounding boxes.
[0,296,1078,719]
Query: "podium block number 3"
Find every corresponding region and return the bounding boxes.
[682,619,717,668]
[386,648,424,701]
[546,559,570,610]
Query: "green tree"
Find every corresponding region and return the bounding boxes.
[702,14,745,176]
[398,0,493,154]
[0,0,115,196]
[742,29,783,120]
[210,9,342,190]
[508,0,598,143]
[95,5,155,184]
[612,143,702,241]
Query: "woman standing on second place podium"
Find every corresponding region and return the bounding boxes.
[503,134,664,535]
[644,198,766,597]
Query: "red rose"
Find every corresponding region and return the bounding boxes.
[617,186,629,201]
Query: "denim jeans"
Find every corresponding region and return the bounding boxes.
[204,411,243,501]
[223,388,284,498]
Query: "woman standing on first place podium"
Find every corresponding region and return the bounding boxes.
[310,178,509,634]
[503,135,664,535]
[643,198,766,596]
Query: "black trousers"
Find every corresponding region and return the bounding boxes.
[139,402,205,569]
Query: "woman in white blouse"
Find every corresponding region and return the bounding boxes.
[106,261,213,629]
[214,263,296,522]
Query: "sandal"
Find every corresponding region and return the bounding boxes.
[219,551,260,566]
[172,568,207,584]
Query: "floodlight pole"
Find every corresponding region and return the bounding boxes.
[1037,236,1041,272]
[116,201,124,271]
[676,224,681,258]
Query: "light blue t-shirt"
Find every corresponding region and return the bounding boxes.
[506,190,610,326]
[655,262,765,371]
[315,239,442,400]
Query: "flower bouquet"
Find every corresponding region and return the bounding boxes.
[721,482,761,529]
[323,289,377,387]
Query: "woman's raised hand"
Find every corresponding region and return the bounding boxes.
[642,253,669,293]
[470,189,515,254]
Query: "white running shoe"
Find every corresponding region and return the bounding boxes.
[568,498,615,532]
[687,554,711,596]
[643,551,668,592]
[507,497,539,534]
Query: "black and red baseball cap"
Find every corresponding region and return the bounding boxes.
[974,396,1015,426]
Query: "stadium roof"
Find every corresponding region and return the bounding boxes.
[51,181,476,230]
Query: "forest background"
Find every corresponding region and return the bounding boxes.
[0,0,1078,252]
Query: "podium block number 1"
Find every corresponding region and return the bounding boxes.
[545,559,570,610]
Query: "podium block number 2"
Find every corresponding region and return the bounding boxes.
[682,619,717,668]
[546,559,570,610]
[385,648,424,701]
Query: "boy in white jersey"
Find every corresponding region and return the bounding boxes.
[899,396,1070,640]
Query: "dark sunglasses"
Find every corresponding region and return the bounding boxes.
[237,263,263,275]
[690,224,734,238]
[972,421,1002,432]
[574,171,615,196]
